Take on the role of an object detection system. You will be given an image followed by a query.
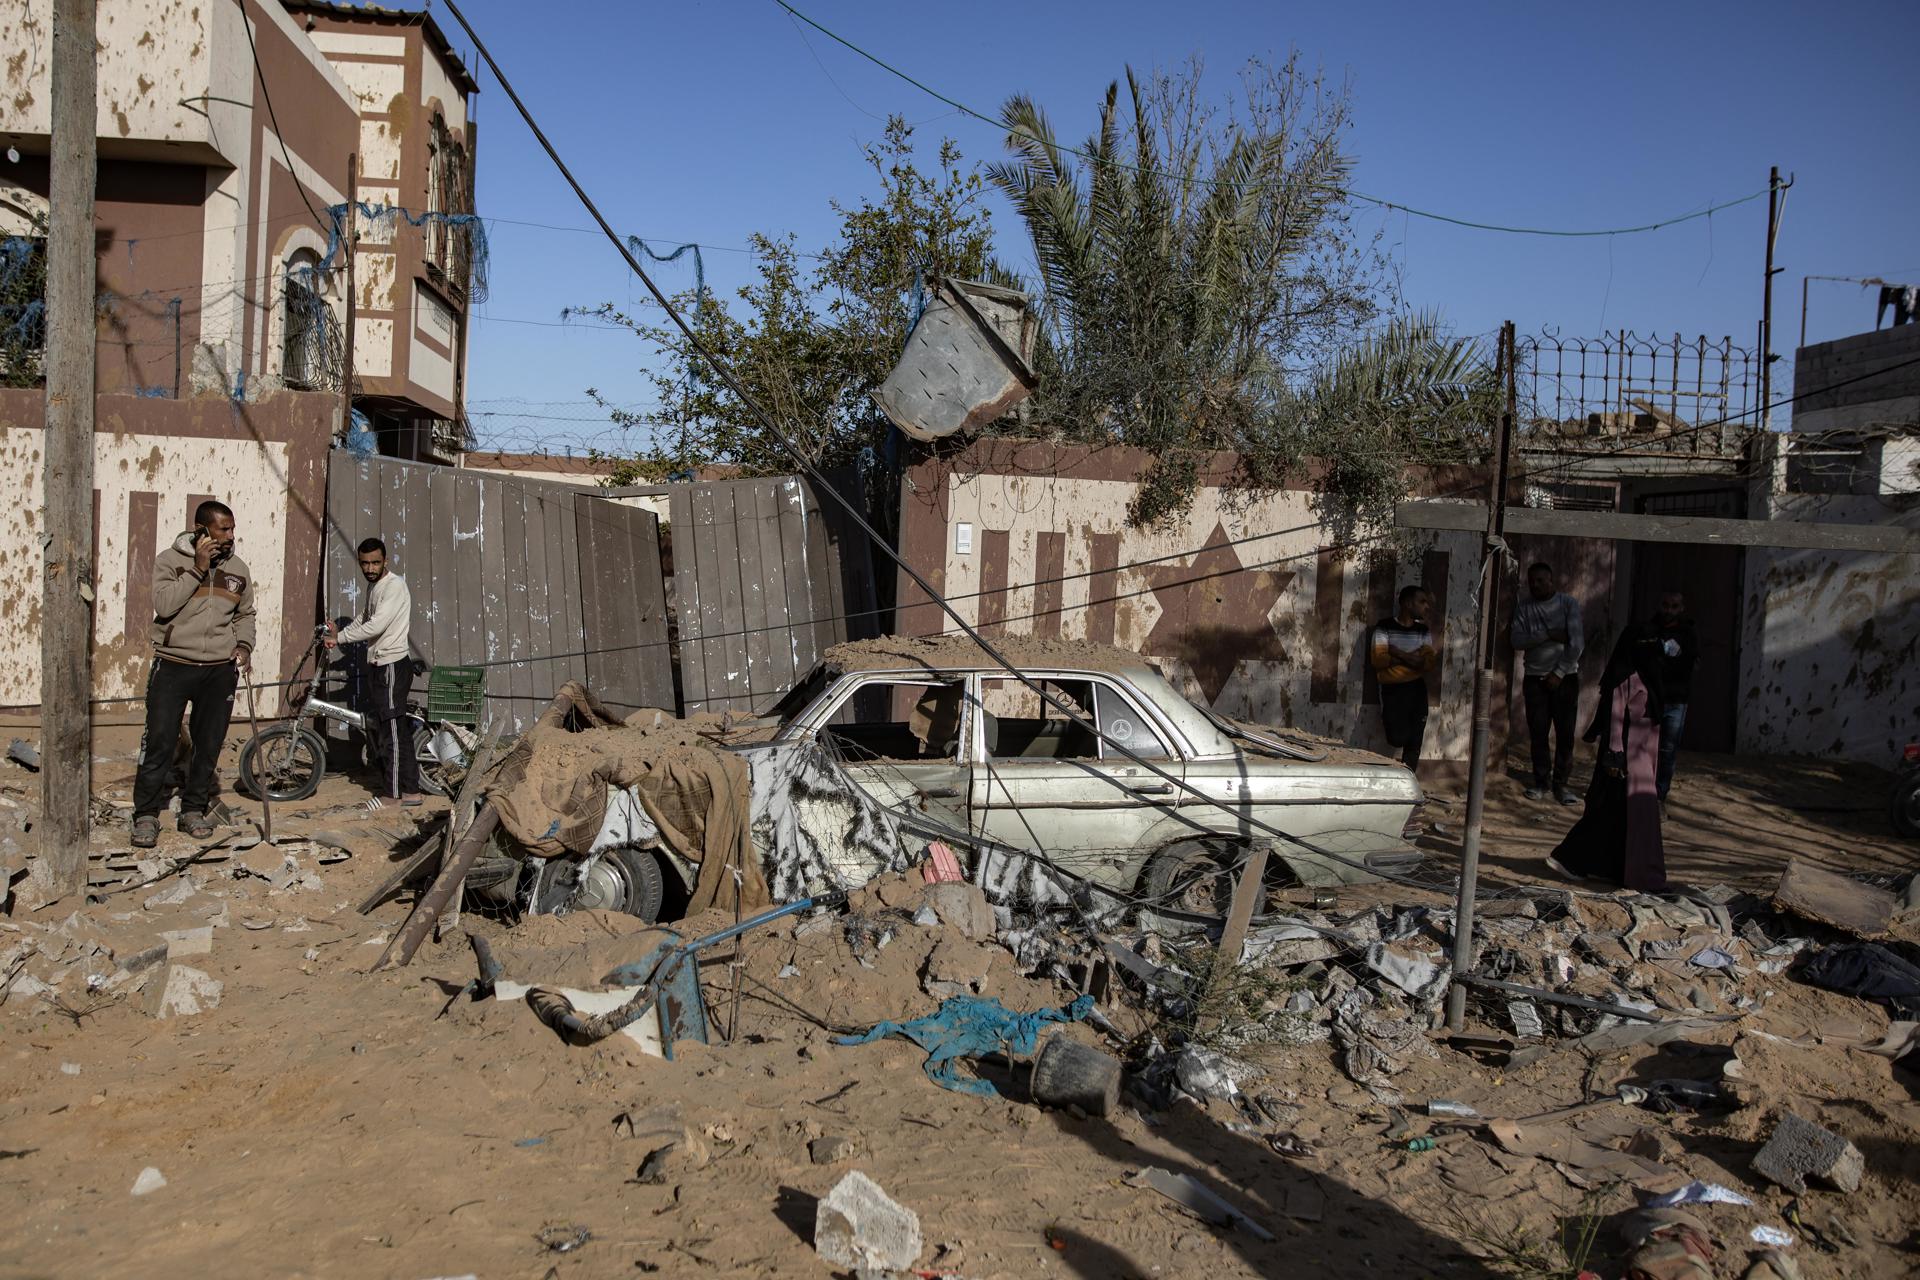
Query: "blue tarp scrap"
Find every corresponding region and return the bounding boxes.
[834,994,1094,1097]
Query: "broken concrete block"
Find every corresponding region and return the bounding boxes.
[922,935,991,996]
[809,1134,855,1165]
[1753,1112,1863,1194]
[130,1166,167,1196]
[814,1170,922,1273]
[143,875,199,911]
[161,926,213,959]
[140,964,223,1019]
[921,882,995,941]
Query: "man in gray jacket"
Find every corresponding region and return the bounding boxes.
[1510,561,1584,805]
[132,500,256,847]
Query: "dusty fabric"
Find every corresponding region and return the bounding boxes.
[743,741,916,901]
[486,719,769,915]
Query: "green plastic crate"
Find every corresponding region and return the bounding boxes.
[427,664,485,727]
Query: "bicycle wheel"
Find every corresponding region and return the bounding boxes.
[238,724,327,802]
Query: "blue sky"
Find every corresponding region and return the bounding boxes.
[456,0,1920,455]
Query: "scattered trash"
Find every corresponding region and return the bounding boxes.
[1508,999,1545,1038]
[1030,1033,1122,1116]
[1752,1113,1864,1194]
[6,740,40,771]
[513,1137,548,1148]
[814,1170,923,1273]
[1646,1181,1754,1208]
[535,1224,591,1254]
[1174,1045,1252,1104]
[912,905,940,928]
[835,994,1092,1097]
[1426,1099,1479,1119]
[1751,1225,1795,1247]
[1689,945,1738,969]
[130,1166,167,1196]
[1795,943,1920,1019]
[1127,1166,1275,1242]
[921,841,963,884]
[59,1062,79,1076]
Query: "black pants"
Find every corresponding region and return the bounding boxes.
[1523,672,1581,788]
[133,657,238,820]
[366,659,419,798]
[1379,679,1429,770]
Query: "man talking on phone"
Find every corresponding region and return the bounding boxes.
[131,500,256,848]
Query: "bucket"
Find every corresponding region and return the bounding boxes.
[1031,1033,1121,1117]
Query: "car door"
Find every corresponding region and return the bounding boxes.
[965,672,1186,892]
[786,672,972,836]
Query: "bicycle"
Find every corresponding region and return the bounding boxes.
[237,626,470,802]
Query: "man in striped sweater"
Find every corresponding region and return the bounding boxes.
[326,538,420,807]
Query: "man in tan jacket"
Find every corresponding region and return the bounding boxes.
[131,499,256,847]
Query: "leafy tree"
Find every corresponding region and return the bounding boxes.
[586,117,998,480]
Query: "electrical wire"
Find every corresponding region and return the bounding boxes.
[436,0,1590,894]
[235,0,329,233]
[770,0,1770,238]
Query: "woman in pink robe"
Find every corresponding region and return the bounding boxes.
[1547,626,1666,891]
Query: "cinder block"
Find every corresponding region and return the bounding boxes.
[1752,1112,1864,1194]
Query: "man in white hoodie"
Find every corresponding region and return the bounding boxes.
[327,537,419,806]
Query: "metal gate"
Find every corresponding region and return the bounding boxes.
[323,453,674,731]
[668,474,879,714]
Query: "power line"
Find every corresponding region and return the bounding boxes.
[441,0,1491,891]
[770,0,1771,239]
[234,0,328,233]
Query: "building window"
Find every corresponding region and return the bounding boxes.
[281,250,328,389]
[424,113,475,300]
[425,114,447,271]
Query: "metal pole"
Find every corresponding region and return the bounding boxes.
[338,152,357,439]
[1760,166,1780,429]
[34,0,98,901]
[1445,320,1516,1032]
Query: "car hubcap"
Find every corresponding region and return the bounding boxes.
[574,858,630,913]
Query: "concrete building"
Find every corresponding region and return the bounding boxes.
[0,0,479,716]
[1736,319,1920,764]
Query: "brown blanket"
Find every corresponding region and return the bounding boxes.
[486,688,769,914]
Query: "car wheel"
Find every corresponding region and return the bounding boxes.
[1893,774,1920,839]
[1137,840,1237,935]
[560,845,668,922]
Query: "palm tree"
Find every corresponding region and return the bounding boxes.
[988,63,1490,529]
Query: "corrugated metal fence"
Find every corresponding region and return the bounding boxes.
[669,474,879,714]
[324,453,674,730]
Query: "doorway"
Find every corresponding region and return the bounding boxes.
[1629,488,1743,751]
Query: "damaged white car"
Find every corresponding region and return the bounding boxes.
[464,639,1423,927]
[758,639,1424,918]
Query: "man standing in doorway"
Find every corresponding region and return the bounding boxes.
[1510,561,1584,805]
[132,500,256,848]
[327,538,420,807]
[1370,585,1439,771]
[1651,590,1696,801]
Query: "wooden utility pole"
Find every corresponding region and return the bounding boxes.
[35,0,98,900]
[1444,320,1516,1033]
[338,152,358,438]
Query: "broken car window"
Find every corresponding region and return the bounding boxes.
[816,678,966,763]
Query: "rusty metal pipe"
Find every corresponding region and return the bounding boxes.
[377,802,499,970]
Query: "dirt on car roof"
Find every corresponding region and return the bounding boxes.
[823,634,1158,677]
